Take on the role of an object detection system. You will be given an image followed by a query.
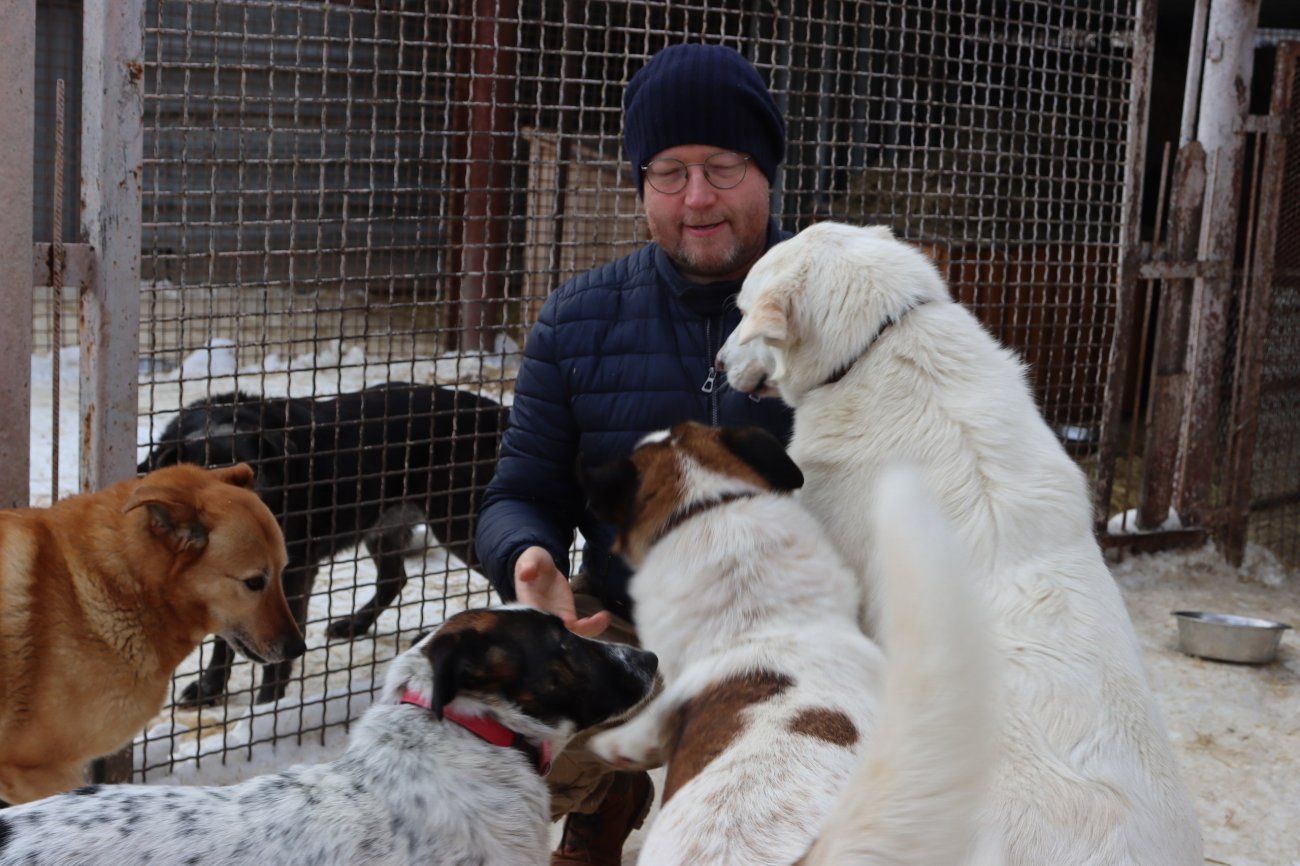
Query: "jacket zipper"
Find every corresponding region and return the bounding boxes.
[701,317,720,424]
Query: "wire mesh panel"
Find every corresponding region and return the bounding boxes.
[127,0,1145,780]
[1249,44,1300,567]
[30,1,84,506]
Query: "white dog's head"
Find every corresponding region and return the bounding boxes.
[717,222,950,406]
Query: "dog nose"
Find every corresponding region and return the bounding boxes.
[714,355,726,372]
[282,635,308,660]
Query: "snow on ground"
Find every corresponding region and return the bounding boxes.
[26,344,1300,863]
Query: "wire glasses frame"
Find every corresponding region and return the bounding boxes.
[640,152,752,194]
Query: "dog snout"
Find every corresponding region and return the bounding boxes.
[714,354,726,373]
[225,626,306,665]
[275,633,309,662]
[640,649,658,679]
[615,644,659,686]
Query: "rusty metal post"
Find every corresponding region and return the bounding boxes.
[1221,43,1298,565]
[1178,0,1211,147]
[1138,143,1206,530]
[1173,0,1260,525]
[1094,0,1157,535]
[82,0,145,786]
[458,0,518,353]
[0,0,36,509]
[79,0,144,496]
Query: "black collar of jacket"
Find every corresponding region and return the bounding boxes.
[655,219,792,318]
[818,299,931,390]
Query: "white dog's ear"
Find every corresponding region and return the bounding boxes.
[735,295,789,345]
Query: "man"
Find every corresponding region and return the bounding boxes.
[475,43,794,866]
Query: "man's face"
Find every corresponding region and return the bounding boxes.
[642,144,772,284]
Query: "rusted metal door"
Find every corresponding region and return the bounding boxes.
[1222,42,1300,567]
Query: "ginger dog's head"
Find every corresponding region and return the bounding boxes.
[124,463,305,665]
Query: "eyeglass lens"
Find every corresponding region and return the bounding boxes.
[643,153,749,194]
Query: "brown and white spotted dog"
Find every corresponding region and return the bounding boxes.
[582,423,996,866]
[0,607,657,866]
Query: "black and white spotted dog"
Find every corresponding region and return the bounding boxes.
[0,607,657,866]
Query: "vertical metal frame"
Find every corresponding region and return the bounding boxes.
[1221,42,1299,564]
[1172,0,1260,524]
[79,0,144,493]
[1094,0,1157,533]
[0,0,36,508]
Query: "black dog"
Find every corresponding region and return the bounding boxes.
[139,382,509,706]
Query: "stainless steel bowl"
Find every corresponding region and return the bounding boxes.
[1173,611,1292,664]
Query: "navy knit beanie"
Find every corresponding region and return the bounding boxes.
[623,44,786,194]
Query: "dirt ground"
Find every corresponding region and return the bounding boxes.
[1112,543,1300,866]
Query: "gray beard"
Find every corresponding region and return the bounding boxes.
[667,236,762,282]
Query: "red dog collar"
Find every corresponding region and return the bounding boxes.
[401,688,553,775]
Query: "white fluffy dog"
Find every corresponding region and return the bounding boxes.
[581,422,994,866]
[717,222,1202,866]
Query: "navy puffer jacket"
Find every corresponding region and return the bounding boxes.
[476,221,794,623]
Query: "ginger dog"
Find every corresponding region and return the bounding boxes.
[0,463,305,804]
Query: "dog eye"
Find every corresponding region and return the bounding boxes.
[243,576,268,592]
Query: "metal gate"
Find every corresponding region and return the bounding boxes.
[1228,41,1300,567]
[1099,32,1300,573]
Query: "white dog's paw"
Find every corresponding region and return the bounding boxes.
[590,722,662,770]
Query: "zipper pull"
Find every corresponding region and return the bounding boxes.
[701,366,717,394]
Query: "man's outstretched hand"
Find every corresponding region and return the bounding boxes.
[513,546,610,638]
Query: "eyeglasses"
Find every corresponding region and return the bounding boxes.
[640,152,751,195]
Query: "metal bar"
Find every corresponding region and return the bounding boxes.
[1178,0,1210,148]
[1138,142,1205,531]
[443,11,475,341]
[1220,42,1298,565]
[1174,0,1260,526]
[1098,527,1208,553]
[52,78,66,504]
[79,0,144,496]
[82,0,145,786]
[1136,260,1224,280]
[1095,0,1157,538]
[1248,489,1300,513]
[0,0,35,509]
[32,243,97,289]
[458,0,518,353]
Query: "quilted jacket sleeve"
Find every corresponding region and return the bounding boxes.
[475,291,586,601]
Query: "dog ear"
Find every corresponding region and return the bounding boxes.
[122,485,210,553]
[211,463,257,490]
[426,629,500,719]
[426,630,465,719]
[579,457,639,525]
[719,426,804,492]
[734,295,790,346]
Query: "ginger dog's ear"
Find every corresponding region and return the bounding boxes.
[734,294,790,345]
[212,462,257,490]
[123,484,210,553]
